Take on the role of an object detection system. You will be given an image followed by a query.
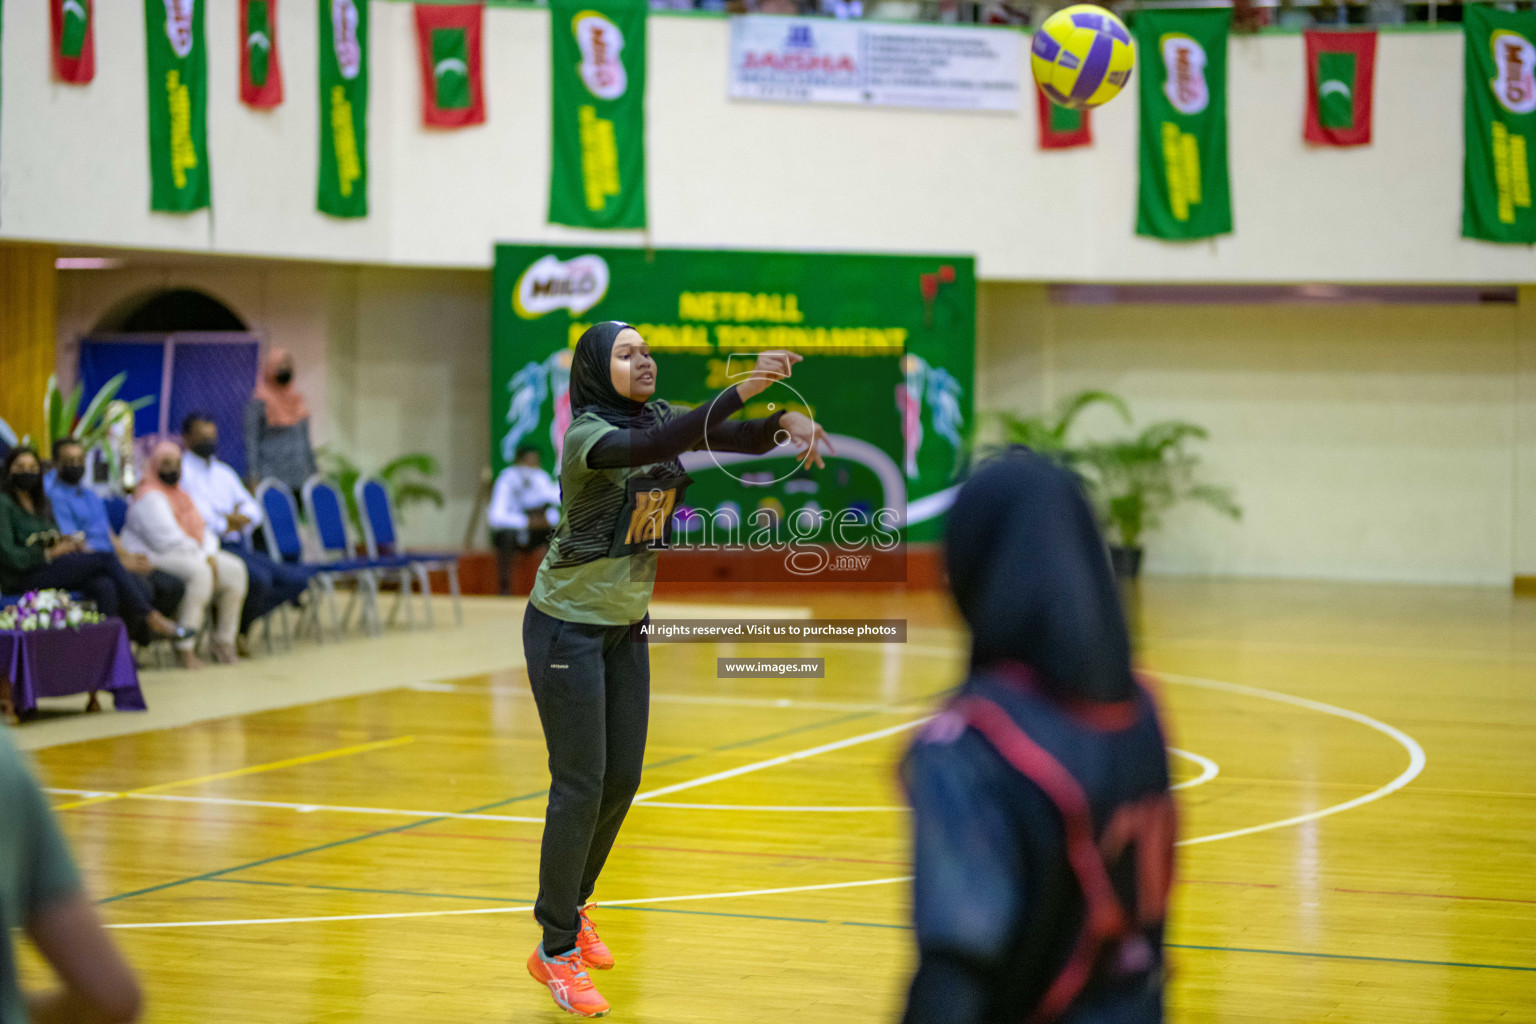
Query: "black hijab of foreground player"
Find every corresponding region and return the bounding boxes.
[570,320,654,428]
[901,448,1171,1024]
[943,447,1135,703]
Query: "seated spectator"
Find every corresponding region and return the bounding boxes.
[121,443,249,668]
[179,413,309,656]
[46,438,187,631]
[488,445,562,596]
[0,447,186,647]
[2,729,142,1024]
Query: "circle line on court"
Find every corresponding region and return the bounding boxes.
[104,671,1423,930]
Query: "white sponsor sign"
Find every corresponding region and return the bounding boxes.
[514,255,610,319]
[728,16,1019,112]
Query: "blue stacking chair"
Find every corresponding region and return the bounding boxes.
[355,477,463,628]
[302,477,411,636]
[254,479,343,642]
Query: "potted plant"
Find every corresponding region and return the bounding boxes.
[973,390,1131,475]
[1075,420,1241,578]
[315,448,446,539]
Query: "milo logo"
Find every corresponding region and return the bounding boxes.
[573,12,627,101]
[332,0,363,80]
[163,0,195,58]
[1491,31,1536,115]
[1160,34,1209,116]
[514,255,611,319]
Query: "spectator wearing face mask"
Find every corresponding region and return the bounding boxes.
[121,443,249,668]
[180,413,310,655]
[245,348,317,495]
[0,446,188,647]
[45,438,187,630]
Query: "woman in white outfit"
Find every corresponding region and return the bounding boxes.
[122,442,248,668]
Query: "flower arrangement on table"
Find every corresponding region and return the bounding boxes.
[0,590,105,633]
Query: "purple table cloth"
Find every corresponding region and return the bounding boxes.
[0,620,146,715]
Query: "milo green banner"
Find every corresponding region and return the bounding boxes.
[1135,9,1232,241]
[492,247,974,577]
[318,0,368,218]
[1463,5,1536,245]
[144,0,209,213]
[548,0,647,230]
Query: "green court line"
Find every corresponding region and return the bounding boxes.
[1168,943,1536,974]
[100,699,934,905]
[204,879,1536,971]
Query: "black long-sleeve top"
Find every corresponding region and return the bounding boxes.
[586,388,786,469]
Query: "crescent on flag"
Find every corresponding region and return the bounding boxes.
[1319,80,1352,101]
[247,31,271,54]
[63,0,87,21]
[435,57,469,80]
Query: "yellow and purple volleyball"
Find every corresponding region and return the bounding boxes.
[1030,5,1136,111]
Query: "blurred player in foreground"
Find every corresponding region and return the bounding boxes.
[903,448,1175,1024]
[2,729,141,1023]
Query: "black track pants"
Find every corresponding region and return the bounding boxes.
[522,602,650,954]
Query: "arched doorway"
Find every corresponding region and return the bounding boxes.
[80,290,259,476]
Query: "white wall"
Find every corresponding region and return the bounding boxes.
[978,284,1536,585]
[4,4,1534,282]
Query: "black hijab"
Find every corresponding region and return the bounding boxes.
[944,448,1136,703]
[571,321,655,429]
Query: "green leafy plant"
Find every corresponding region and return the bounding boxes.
[1075,420,1241,550]
[971,390,1130,477]
[316,447,446,536]
[42,373,152,454]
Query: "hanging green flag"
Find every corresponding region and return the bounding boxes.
[1463,5,1536,245]
[548,0,647,230]
[319,0,368,219]
[1135,9,1231,241]
[144,0,210,213]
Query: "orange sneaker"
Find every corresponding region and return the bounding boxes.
[576,905,615,970]
[527,944,610,1017]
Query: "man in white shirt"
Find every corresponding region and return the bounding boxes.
[181,413,310,651]
[488,445,561,595]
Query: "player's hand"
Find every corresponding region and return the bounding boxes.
[735,351,802,401]
[778,411,834,470]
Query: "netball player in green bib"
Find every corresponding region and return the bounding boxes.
[524,321,830,1017]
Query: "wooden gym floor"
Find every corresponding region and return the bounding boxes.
[15,580,1536,1023]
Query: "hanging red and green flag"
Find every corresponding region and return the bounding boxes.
[1463,4,1536,245]
[415,4,485,128]
[144,0,210,213]
[319,0,368,218]
[51,0,94,84]
[549,0,647,230]
[1303,29,1375,147]
[240,0,283,108]
[1135,9,1232,241]
[1037,87,1091,150]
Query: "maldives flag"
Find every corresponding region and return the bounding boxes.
[1037,87,1091,150]
[51,0,95,84]
[415,4,485,128]
[1304,30,1376,147]
[240,0,283,108]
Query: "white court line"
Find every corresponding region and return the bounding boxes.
[106,876,911,930]
[1168,747,1220,791]
[1154,672,1427,845]
[634,746,1218,812]
[47,791,546,824]
[631,718,931,803]
[100,671,1423,930]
